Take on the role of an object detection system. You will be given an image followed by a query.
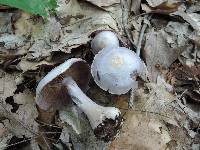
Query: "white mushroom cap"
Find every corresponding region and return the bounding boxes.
[36,58,90,110]
[91,31,119,55]
[91,47,145,95]
[36,58,83,96]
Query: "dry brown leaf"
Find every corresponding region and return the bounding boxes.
[109,81,199,149]
[146,0,167,7]
[17,58,55,73]
[187,2,200,13]
[167,62,200,104]
[133,83,175,118]
[0,123,13,150]
[143,21,191,81]
[142,1,181,14]
[0,12,12,34]
[130,0,142,14]
[56,4,119,53]
[144,29,183,81]
[0,34,25,50]
[109,111,171,150]
[0,71,18,100]
[164,22,191,47]
[12,0,121,60]
[146,0,180,7]
[83,0,120,7]
[171,11,200,31]
[110,81,177,149]
[2,90,38,137]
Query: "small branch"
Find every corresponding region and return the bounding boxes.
[35,119,62,129]
[136,23,147,56]
[136,15,151,56]
[0,136,36,149]
[120,0,137,50]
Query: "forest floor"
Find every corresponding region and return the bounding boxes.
[0,0,200,150]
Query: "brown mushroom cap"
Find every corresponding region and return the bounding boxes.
[36,58,90,111]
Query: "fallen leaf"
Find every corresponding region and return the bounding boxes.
[83,0,120,7]
[59,127,70,144]
[146,0,167,7]
[142,1,181,14]
[2,89,38,137]
[0,12,13,34]
[59,105,82,134]
[130,0,142,14]
[0,71,18,100]
[0,123,13,150]
[171,11,200,31]
[144,29,183,81]
[109,111,171,150]
[0,34,25,50]
[167,62,200,103]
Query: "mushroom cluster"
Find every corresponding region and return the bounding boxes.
[36,58,123,142]
[91,31,146,95]
[36,30,146,143]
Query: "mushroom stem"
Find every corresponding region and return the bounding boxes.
[62,77,123,142]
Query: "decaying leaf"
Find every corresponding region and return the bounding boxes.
[0,123,13,150]
[59,105,82,134]
[146,0,168,7]
[0,71,18,100]
[83,0,120,7]
[0,34,25,50]
[110,111,171,150]
[133,83,176,118]
[1,89,38,137]
[11,0,120,61]
[12,90,38,135]
[130,0,141,14]
[144,29,181,81]
[187,1,200,13]
[111,80,200,149]
[110,83,176,150]
[142,1,181,14]
[171,11,200,31]
[167,62,200,103]
[0,12,13,34]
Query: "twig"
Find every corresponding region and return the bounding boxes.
[136,14,152,56]
[0,129,62,149]
[120,0,137,50]
[128,12,151,23]
[117,106,172,118]
[136,18,147,55]
[133,109,171,118]
[0,136,35,149]
[42,134,52,150]
[129,15,151,107]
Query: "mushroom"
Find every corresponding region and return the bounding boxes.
[91,31,119,55]
[36,58,123,142]
[36,58,90,111]
[62,77,123,142]
[91,47,146,95]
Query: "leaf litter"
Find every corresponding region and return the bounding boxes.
[0,0,200,149]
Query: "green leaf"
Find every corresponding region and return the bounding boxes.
[0,0,57,17]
